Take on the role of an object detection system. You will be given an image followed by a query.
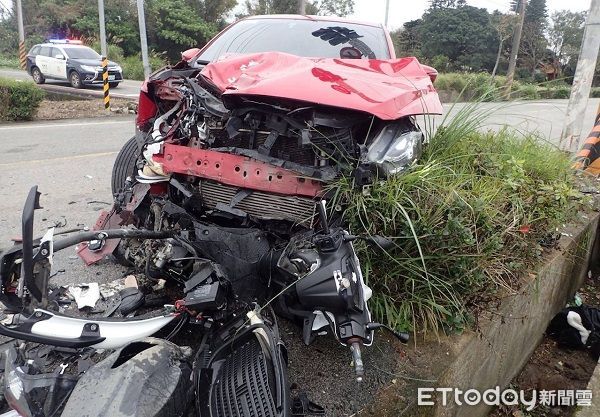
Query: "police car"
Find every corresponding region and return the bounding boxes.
[26,40,123,88]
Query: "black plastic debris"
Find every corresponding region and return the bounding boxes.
[547,305,600,357]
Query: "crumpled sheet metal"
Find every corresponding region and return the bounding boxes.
[201,51,443,120]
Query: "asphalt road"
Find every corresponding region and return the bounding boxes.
[0,117,135,285]
[0,98,599,284]
[0,68,141,99]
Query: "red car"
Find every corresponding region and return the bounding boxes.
[111,14,441,195]
[0,15,443,417]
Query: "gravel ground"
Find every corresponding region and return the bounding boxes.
[35,98,136,121]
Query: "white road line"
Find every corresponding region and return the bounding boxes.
[0,119,133,131]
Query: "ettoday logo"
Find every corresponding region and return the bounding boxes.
[417,387,593,410]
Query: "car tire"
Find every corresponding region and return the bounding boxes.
[69,70,82,88]
[111,136,139,196]
[109,82,119,88]
[31,67,45,84]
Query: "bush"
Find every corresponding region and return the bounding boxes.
[330,104,583,333]
[435,72,520,102]
[434,73,468,95]
[0,77,45,121]
[122,52,168,80]
[429,55,450,73]
[0,54,20,69]
[515,83,540,100]
[89,41,124,62]
[549,85,571,99]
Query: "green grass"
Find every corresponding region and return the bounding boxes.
[435,72,584,102]
[330,102,584,335]
[0,54,20,69]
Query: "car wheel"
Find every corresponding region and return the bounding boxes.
[111,136,139,196]
[31,67,45,84]
[69,71,82,88]
[109,82,119,89]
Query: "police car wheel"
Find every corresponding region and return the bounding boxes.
[69,71,82,88]
[109,82,119,89]
[31,67,45,84]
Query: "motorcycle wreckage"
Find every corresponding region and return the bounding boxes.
[0,52,442,417]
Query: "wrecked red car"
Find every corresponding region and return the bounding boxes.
[0,15,441,417]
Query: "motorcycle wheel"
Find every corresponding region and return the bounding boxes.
[111,136,139,196]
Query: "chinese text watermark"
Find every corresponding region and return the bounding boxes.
[417,387,592,410]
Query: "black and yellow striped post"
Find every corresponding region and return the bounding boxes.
[18,41,26,70]
[101,56,110,110]
[574,104,600,174]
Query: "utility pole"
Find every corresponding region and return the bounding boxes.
[98,0,107,57]
[560,0,600,152]
[15,0,25,69]
[298,0,306,14]
[504,0,526,99]
[136,0,151,79]
[385,0,390,27]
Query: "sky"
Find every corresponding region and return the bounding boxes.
[0,0,593,29]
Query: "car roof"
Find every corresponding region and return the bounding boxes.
[242,14,384,29]
[35,43,90,48]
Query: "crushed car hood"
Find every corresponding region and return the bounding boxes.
[200,52,443,120]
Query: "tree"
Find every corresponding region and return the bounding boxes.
[0,5,17,54]
[490,11,516,77]
[548,10,586,74]
[315,0,354,16]
[143,0,226,60]
[429,0,465,9]
[195,0,238,24]
[243,0,353,16]
[390,19,423,58]
[524,0,547,26]
[515,0,549,77]
[0,0,236,60]
[416,6,498,71]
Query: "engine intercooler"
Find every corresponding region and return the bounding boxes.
[199,180,316,226]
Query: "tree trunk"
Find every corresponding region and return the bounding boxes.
[492,39,503,78]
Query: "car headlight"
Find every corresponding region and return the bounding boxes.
[366,123,423,176]
[80,65,96,72]
[115,65,122,72]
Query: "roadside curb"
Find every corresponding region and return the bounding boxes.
[575,357,600,416]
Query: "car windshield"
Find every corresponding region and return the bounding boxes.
[63,47,101,60]
[197,18,389,63]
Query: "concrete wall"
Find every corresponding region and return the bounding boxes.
[436,213,600,417]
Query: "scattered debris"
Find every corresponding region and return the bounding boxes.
[67,283,100,309]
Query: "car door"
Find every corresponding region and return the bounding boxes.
[35,46,51,76]
[48,47,67,80]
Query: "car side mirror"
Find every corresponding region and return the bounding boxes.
[181,48,200,63]
[55,54,65,60]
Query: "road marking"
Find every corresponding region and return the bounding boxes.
[0,120,132,131]
[0,151,118,167]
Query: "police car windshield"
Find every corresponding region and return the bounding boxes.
[196,18,389,62]
[63,47,100,60]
